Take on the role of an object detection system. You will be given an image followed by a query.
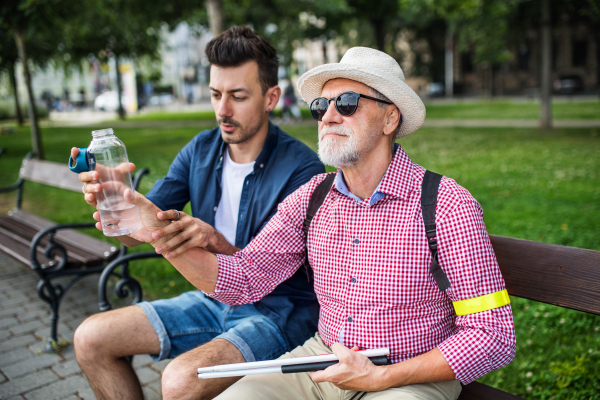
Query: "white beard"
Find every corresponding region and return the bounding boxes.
[317,125,359,168]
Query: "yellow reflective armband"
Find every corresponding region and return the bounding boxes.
[453,289,510,316]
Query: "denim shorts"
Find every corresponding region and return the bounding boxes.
[137,291,289,362]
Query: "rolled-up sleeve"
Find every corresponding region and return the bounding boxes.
[436,200,516,384]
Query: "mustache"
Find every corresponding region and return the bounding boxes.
[218,117,241,127]
[318,125,353,140]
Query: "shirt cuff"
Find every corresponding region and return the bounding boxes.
[437,305,516,384]
[204,253,249,305]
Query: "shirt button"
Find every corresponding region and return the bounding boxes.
[350,277,356,283]
[260,163,264,168]
[347,317,353,322]
[246,181,249,185]
[354,238,360,244]
[213,206,217,212]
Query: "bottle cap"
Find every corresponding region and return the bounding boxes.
[68,148,91,173]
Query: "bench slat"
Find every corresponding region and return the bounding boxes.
[459,382,525,400]
[0,216,99,265]
[0,215,117,269]
[490,235,600,315]
[8,210,119,260]
[0,225,70,269]
[19,159,84,192]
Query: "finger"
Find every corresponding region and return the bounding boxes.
[83,183,101,193]
[311,364,338,383]
[156,229,194,254]
[157,209,183,221]
[93,211,100,222]
[152,219,183,239]
[95,222,102,231]
[152,215,192,239]
[71,147,79,158]
[123,189,148,207]
[331,343,354,363]
[163,240,196,259]
[129,162,136,173]
[78,171,98,182]
[84,193,97,207]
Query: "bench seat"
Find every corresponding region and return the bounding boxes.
[0,210,119,269]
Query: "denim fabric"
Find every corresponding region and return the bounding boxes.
[138,292,288,362]
[144,122,324,353]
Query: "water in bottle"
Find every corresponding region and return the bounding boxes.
[88,128,142,236]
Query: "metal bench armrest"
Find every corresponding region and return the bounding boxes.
[98,251,163,311]
[30,222,100,272]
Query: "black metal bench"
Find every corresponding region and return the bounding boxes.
[0,152,148,351]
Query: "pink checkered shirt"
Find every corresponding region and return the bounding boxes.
[210,146,516,384]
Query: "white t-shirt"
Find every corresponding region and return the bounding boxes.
[214,148,255,245]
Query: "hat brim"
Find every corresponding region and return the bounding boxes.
[298,64,426,138]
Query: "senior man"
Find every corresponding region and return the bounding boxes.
[129,46,516,400]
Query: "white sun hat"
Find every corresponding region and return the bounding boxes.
[297,46,426,138]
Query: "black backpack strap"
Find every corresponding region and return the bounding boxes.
[302,174,336,280]
[422,170,451,292]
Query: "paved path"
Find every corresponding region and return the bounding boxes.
[0,252,167,399]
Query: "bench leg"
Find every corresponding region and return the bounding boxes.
[35,269,103,353]
[36,279,64,352]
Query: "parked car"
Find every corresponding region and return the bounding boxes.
[94,91,131,111]
[426,82,445,97]
[553,75,583,94]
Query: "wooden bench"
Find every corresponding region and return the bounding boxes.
[0,152,148,351]
[458,235,600,399]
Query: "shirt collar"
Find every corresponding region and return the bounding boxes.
[334,144,414,205]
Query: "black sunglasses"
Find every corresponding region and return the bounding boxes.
[309,91,393,121]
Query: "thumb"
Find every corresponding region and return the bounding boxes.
[124,189,150,209]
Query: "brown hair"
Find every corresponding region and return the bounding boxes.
[205,26,279,94]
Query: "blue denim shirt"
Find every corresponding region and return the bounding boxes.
[146,122,325,348]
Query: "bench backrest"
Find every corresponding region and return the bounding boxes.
[19,158,83,192]
[490,235,600,315]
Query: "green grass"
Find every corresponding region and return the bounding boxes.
[1,123,599,399]
[125,100,600,122]
[423,100,600,120]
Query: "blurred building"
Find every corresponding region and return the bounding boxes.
[454,23,598,96]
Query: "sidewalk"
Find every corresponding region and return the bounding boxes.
[0,252,166,399]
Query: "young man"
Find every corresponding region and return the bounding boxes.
[73,26,324,400]
[130,46,516,400]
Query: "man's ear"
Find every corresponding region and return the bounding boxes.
[265,85,281,112]
[382,105,400,137]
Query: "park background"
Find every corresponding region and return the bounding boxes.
[1,0,599,399]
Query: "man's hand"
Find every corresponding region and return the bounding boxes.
[151,210,240,258]
[91,189,172,244]
[71,147,136,209]
[311,344,390,392]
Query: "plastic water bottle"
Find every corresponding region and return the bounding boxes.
[69,128,142,236]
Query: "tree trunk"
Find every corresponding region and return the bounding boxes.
[595,29,600,97]
[115,55,126,120]
[372,18,385,51]
[445,27,454,98]
[8,63,24,126]
[540,0,552,129]
[321,36,328,64]
[206,0,225,37]
[13,29,43,159]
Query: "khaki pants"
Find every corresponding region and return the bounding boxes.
[214,333,462,400]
